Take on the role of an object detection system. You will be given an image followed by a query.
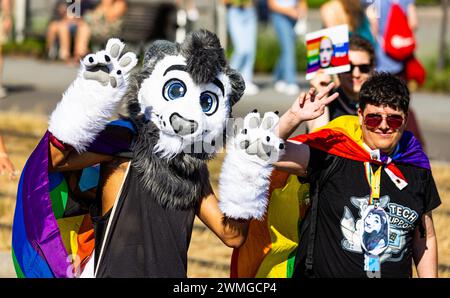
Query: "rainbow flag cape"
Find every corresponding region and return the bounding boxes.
[12,120,135,278]
[230,115,429,278]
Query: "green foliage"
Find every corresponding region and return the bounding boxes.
[415,0,440,5]
[306,0,327,8]
[3,39,46,57]
[254,27,281,73]
[422,52,450,93]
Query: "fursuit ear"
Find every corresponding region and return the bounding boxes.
[143,39,180,67]
[181,29,227,85]
[225,68,245,106]
[126,40,180,120]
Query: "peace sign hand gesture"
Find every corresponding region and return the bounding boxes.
[277,82,339,140]
[291,82,339,121]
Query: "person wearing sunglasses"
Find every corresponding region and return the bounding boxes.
[274,72,440,278]
[329,35,375,121]
[329,35,426,151]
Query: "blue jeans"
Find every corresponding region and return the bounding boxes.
[227,6,258,83]
[271,12,297,85]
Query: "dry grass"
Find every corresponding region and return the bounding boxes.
[0,112,48,252]
[1,112,449,277]
[429,162,450,277]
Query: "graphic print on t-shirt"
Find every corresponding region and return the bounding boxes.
[340,195,418,269]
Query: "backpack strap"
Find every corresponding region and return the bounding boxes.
[304,154,343,276]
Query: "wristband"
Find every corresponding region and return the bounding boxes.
[49,133,72,151]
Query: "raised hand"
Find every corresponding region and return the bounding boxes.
[219,111,285,220]
[0,153,16,180]
[49,38,139,153]
[81,38,138,91]
[277,82,339,140]
[234,111,285,164]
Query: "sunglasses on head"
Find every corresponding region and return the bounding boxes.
[364,113,404,129]
[348,63,372,74]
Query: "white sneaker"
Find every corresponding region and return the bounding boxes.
[274,81,287,93]
[245,82,260,96]
[285,84,300,96]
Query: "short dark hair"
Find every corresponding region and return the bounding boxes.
[359,72,410,113]
[349,35,375,66]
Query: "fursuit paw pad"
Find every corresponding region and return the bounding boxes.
[218,111,285,220]
[234,111,285,164]
[49,38,139,152]
[81,38,138,89]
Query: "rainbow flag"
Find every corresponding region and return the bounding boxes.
[230,115,429,278]
[12,120,135,278]
[306,37,322,74]
[306,38,350,77]
[305,25,351,80]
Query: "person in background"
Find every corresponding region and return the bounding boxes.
[175,0,199,39]
[0,0,11,99]
[320,0,376,46]
[276,73,440,278]
[223,0,260,96]
[74,0,127,60]
[268,0,308,96]
[366,0,418,76]
[46,0,93,63]
[366,0,425,150]
[0,134,15,180]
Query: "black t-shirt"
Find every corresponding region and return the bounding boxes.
[92,165,196,278]
[328,88,359,121]
[294,148,441,278]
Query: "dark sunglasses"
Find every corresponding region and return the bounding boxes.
[364,113,404,129]
[348,63,372,74]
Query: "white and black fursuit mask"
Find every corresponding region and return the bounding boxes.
[124,30,245,210]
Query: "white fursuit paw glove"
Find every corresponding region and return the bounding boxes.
[48,38,138,152]
[219,111,285,220]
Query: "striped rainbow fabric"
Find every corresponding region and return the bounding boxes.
[13,131,77,277]
[230,170,310,278]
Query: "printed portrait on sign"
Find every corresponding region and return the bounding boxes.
[306,25,350,80]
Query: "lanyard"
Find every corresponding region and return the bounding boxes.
[364,162,382,206]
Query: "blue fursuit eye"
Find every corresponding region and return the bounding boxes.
[163,79,186,101]
[200,92,218,116]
